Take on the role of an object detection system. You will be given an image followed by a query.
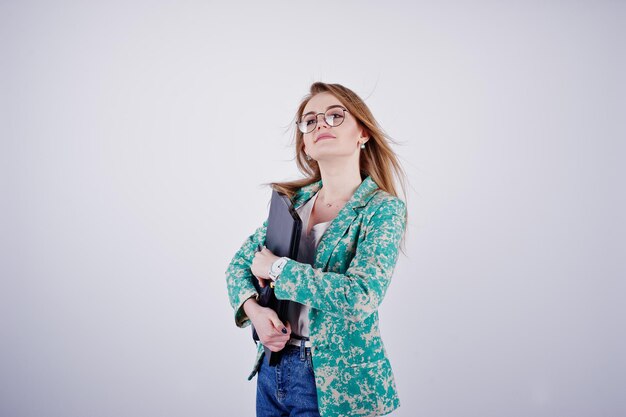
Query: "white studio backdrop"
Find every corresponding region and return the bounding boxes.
[1,1,624,416]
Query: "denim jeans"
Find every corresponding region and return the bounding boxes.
[256,342,320,417]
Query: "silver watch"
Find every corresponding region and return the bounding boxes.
[268,257,288,280]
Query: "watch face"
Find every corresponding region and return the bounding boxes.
[270,258,287,279]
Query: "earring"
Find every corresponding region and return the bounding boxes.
[360,142,366,149]
[305,154,312,161]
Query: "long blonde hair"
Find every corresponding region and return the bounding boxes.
[271,82,407,203]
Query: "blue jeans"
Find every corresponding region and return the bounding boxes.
[256,342,320,417]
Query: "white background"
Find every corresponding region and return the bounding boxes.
[1,1,624,416]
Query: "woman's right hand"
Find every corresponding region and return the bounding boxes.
[243,297,291,352]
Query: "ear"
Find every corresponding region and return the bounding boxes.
[359,127,370,141]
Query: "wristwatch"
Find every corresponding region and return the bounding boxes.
[268,257,289,281]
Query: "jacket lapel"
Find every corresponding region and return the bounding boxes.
[291,180,322,210]
[290,176,380,270]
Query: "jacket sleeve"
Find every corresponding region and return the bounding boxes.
[225,219,268,328]
[273,198,406,323]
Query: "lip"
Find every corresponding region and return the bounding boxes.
[315,133,336,142]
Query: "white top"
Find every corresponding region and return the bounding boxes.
[286,192,331,337]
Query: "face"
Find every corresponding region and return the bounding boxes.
[301,92,367,162]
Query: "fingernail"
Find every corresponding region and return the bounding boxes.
[282,328,287,334]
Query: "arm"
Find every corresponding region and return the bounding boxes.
[225,220,292,350]
[225,220,267,327]
[274,198,407,322]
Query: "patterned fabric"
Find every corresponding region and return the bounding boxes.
[225,176,407,417]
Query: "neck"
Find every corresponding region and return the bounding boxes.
[318,161,363,202]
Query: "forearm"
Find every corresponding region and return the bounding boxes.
[275,258,395,322]
[273,199,405,322]
[243,296,260,319]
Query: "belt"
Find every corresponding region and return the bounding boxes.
[287,334,311,348]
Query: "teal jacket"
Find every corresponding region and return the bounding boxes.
[226,176,406,417]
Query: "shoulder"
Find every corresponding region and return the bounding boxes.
[357,189,406,236]
[366,189,406,218]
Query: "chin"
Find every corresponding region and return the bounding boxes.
[313,151,358,162]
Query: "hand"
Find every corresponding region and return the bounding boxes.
[243,298,291,352]
[251,246,280,288]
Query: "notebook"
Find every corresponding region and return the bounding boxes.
[252,190,302,366]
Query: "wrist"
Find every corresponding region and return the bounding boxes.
[268,257,289,281]
[243,296,260,316]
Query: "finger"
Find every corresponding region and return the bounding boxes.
[257,277,266,288]
[269,315,288,335]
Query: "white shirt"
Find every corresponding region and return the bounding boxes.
[286,192,331,337]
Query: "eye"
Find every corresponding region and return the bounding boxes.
[327,110,344,120]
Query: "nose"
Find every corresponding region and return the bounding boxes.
[315,113,330,130]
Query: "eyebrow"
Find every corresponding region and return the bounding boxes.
[301,104,345,118]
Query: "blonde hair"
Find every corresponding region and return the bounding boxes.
[271,82,407,203]
[270,82,408,252]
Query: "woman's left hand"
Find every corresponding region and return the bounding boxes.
[251,246,280,287]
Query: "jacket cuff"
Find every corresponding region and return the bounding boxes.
[273,259,306,301]
[234,291,258,328]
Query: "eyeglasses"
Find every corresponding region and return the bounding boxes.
[297,106,348,134]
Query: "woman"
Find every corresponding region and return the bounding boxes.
[226,82,407,417]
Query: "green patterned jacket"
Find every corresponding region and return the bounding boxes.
[226,176,406,417]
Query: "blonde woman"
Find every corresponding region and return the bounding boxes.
[226,82,407,417]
